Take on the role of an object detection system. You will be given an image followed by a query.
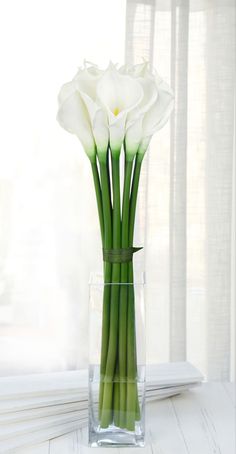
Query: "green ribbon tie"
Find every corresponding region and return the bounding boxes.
[103,247,143,263]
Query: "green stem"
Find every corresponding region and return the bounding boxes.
[91,160,104,243]
[126,267,136,430]
[98,155,113,420]
[129,154,143,243]
[113,354,120,426]
[101,153,121,428]
[127,153,144,429]
[119,158,134,428]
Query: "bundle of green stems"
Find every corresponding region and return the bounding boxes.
[91,145,144,431]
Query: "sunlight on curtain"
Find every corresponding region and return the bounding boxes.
[126,0,235,380]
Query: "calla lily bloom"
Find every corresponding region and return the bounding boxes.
[74,66,109,160]
[125,68,174,158]
[57,61,174,160]
[138,79,174,156]
[125,76,157,156]
[57,81,96,161]
[97,64,143,155]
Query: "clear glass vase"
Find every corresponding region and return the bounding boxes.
[88,272,145,447]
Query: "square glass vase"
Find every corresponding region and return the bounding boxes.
[88,272,145,447]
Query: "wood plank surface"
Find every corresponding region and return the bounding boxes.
[2,383,235,454]
[15,442,49,454]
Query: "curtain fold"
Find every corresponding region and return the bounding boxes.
[125,0,235,379]
[169,0,189,361]
[205,2,235,380]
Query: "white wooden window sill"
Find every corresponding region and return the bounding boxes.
[13,382,235,454]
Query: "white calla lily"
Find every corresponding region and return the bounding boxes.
[109,114,127,156]
[57,82,96,161]
[74,67,109,158]
[97,64,143,154]
[142,80,174,137]
[119,61,148,78]
[58,81,75,105]
[130,61,149,77]
[138,135,152,157]
[84,60,102,77]
[125,116,143,158]
[125,76,158,156]
[127,76,158,124]
[93,109,109,160]
[118,64,128,75]
[129,76,174,158]
[74,67,100,101]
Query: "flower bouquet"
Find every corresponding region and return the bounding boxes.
[57,61,173,447]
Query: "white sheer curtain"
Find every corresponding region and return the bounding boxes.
[126,0,235,380]
[0,0,235,381]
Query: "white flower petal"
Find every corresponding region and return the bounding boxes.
[127,77,157,127]
[79,90,98,124]
[97,65,143,120]
[84,60,102,77]
[125,116,143,156]
[58,81,76,105]
[57,91,95,160]
[119,61,149,77]
[74,68,100,102]
[93,109,109,156]
[109,113,127,152]
[142,81,174,137]
[118,63,131,75]
[125,76,158,156]
[80,92,109,153]
[138,136,151,155]
[74,68,109,153]
[97,65,143,152]
[131,61,149,77]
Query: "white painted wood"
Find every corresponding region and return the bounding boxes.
[14,442,49,454]
[169,383,235,454]
[0,411,82,441]
[0,361,203,444]
[195,383,235,454]
[0,393,81,414]
[223,382,235,406]
[0,421,80,453]
[49,431,78,454]
[0,402,81,424]
[1,383,234,453]
[0,387,201,448]
[0,371,87,399]
[147,397,190,454]
[59,384,236,454]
